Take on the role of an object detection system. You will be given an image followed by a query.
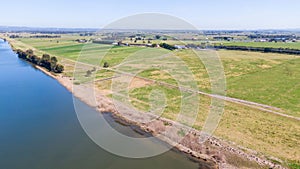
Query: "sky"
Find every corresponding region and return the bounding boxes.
[1,0,300,30]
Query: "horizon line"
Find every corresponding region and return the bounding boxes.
[0,25,299,32]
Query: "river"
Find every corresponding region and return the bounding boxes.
[0,39,215,169]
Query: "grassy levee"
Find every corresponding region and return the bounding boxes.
[6,35,300,167]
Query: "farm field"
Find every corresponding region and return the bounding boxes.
[6,35,300,116]
[4,34,300,168]
[220,41,300,50]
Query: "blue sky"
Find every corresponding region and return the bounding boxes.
[1,0,300,29]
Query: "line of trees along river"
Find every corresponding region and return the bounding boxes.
[16,49,64,73]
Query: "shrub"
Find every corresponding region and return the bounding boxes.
[103,62,109,68]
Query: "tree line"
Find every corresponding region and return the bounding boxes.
[159,43,176,50]
[214,45,300,55]
[29,35,61,38]
[16,49,64,73]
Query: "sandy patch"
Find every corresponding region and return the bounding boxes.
[129,77,154,89]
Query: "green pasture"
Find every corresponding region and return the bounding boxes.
[221,41,300,50]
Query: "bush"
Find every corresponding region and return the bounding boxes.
[53,64,64,73]
[27,55,40,64]
[86,70,92,77]
[16,49,27,59]
[160,43,176,50]
[103,62,109,68]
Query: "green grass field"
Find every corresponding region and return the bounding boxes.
[221,41,300,50]
[6,34,300,168]
[7,35,300,116]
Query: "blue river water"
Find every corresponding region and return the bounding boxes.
[0,39,214,169]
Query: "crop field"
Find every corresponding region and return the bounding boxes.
[5,34,300,167]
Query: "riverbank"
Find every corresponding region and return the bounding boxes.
[4,38,287,169]
[34,60,286,169]
[35,64,288,169]
[31,64,219,169]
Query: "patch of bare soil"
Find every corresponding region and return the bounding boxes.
[129,77,154,89]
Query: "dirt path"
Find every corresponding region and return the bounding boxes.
[101,68,300,121]
[71,58,300,121]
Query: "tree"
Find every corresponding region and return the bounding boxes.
[41,54,51,70]
[51,56,58,64]
[28,55,40,64]
[53,64,64,73]
[155,35,161,39]
[160,43,176,50]
[26,49,34,55]
[16,49,27,59]
[50,56,58,71]
[42,54,50,62]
